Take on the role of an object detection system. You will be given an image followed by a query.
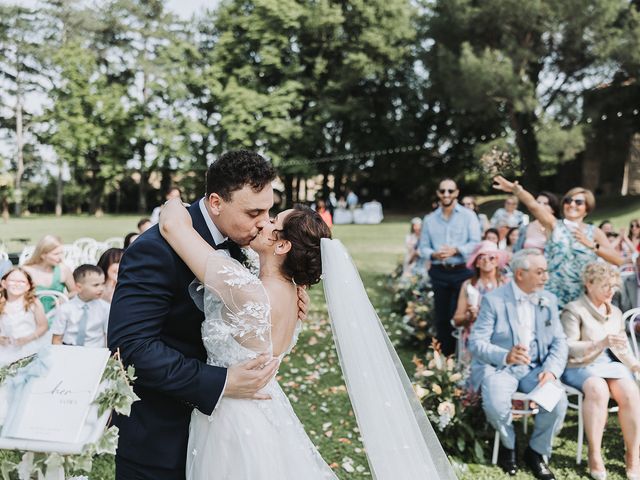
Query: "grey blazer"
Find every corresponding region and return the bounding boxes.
[616,274,639,313]
[468,283,568,391]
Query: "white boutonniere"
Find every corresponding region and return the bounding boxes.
[538,296,550,309]
[537,296,552,326]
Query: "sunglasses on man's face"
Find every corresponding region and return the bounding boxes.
[563,197,586,207]
[438,189,456,194]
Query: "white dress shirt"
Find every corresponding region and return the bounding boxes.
[199,199,231,258]
[512,282,536,348]
[51,296,110,347]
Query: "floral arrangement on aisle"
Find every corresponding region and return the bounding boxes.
[412,341,490,463]
[0,352,138,479]
[388,264,435,346]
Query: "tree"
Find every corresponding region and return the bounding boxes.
[40,40,130,215]
[422,0,635,191]
[0,5,48,216]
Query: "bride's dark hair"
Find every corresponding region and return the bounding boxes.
[276,205,332,287]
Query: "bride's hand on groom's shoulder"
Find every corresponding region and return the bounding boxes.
[159,198,192,237]
[225,354,280,400]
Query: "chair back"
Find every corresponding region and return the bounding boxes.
[624,307,640,361]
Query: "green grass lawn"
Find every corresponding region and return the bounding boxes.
[2,198,640,479]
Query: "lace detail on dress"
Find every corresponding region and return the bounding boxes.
[198,251,272,367]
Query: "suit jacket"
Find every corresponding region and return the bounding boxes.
[468,283,568,391]
[108,201,227,470]
[615,274,639,313]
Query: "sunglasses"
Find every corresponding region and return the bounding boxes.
[477,254,497,262]
[563,197,586,207]
[438,189,456,194]
[631,223,640,228]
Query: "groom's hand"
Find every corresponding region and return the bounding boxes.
[225,354,280,400]
[297,286,309,321]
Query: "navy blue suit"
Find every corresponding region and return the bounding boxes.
[108,202,227,478]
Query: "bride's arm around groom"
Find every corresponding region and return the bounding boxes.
[107,150,280,479]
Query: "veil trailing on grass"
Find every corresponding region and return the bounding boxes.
[321,239,457,479]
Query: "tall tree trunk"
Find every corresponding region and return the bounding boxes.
[137,142,149,213]
[2,197,8,223]
[14,91,24,217]
[301,177,307,203]
[283,173,294,209]
[511,111,540,191]
[292,176,299,203]
[55,160,63,217]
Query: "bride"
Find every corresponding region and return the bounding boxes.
[160,199,456,479]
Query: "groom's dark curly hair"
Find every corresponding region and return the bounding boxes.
[206,150,276,200]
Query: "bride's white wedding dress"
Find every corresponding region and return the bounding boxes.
[185,252,337,480]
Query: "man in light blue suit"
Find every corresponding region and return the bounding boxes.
[469,249,568,480]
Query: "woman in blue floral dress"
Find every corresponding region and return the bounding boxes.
[492,177,623,308]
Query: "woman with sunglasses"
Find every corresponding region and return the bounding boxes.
[452,240,509,366]
[493,176,623,308]
[628,219,640,252]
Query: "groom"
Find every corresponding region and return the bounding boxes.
[108,151,300,479]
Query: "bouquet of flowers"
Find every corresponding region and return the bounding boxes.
[412,341,490,463]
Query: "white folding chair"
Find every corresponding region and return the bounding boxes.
[37,290,69,323]
[624,307,640,361]
[491,392,539,465]
[104,237,124,248]
[562,383,586,464]
[18,245,35,265]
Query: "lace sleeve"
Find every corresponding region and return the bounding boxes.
[202,251,272,356]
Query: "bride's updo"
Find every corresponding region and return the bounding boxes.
[277,205,332,287]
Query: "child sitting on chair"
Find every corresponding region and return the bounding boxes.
[51,264,110,347]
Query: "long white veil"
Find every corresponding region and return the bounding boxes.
[321,239,457,479]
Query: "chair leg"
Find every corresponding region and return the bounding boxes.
[577,394,584,465]
[492,430,500,465]
[523,414,528,434]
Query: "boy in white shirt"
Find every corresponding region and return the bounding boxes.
[52,264,110,347]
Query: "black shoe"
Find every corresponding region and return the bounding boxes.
[497,446,518,476]
[523,446,556,480]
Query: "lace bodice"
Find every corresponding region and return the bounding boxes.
[193,251,300,368]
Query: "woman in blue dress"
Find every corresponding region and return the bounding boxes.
[561,262,640,480]
[492,177,623,308]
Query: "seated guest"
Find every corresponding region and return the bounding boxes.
[403,217,423,276]
[504,227,520,253]
[137,218,152,233]
[51,264,110,347]
[515,191,560,253]
[561,262,640,480]
[23,235,76,315]
[490,195,526,240]
[453,241,508,366]
[469,249,568,479]
[123,232,139,249]
[483,228,500,247]
[97,248,124,303]
[462,195,490,232]
[617,253,640,313]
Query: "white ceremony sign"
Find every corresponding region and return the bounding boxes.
[0,346,110,445]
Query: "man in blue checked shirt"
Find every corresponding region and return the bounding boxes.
[419,178,481,355]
